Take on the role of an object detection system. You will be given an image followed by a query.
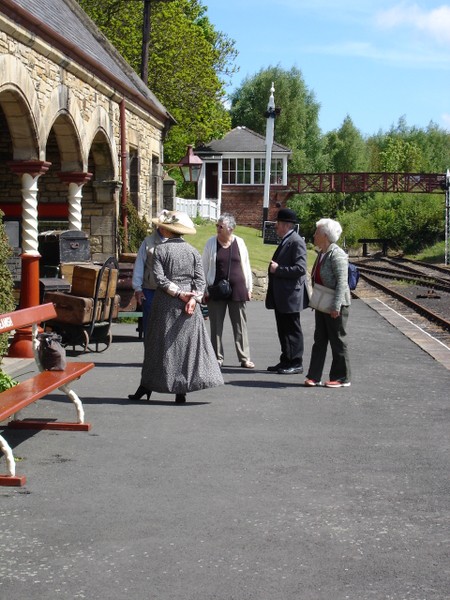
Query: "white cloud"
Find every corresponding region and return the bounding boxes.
[441,113,450,129]
[305,40,450,68]
[376,3,450,46]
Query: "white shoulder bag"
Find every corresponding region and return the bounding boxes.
[308,283,335,313]
[309,252,335,313]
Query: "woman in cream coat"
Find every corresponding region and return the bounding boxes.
[202,213,254,369]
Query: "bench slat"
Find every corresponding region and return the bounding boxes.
[0,303,57,334]
[0,362,94,423]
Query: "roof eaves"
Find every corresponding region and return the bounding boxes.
[2,0,175,127]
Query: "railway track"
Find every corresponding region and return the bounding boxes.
[351,256,450,348]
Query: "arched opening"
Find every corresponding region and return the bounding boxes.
[84,130,117,261]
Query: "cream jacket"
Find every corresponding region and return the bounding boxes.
[202,235,253,292]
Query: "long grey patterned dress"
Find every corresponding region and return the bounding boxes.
[141,238,224,394]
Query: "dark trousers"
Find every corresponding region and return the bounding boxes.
[306,307,351,383]
[274,310,304,367]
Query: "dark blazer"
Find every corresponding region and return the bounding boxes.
[265,231,308,313]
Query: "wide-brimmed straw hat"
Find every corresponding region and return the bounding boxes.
[152,210,196,235]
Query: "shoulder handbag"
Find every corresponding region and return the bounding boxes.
[208,243,233,301]
[309,253,334,313]
[308,283,335,313]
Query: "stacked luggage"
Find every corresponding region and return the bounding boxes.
[44,257,119,352]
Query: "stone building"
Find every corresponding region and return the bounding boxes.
[195,126,292,229]
[0,0,173,265]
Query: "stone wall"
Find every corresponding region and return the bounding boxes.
[0,14,165,260]
[251,269,268,300]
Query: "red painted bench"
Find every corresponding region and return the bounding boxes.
[0,303,94,486]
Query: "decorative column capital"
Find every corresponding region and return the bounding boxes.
[57,172,93,185]
[7,160,51,177]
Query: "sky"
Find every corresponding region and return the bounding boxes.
[204,0,450,137]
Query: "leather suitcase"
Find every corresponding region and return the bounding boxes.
[117,264,137,311]
[44,291,102,324]
[71,265,118,299]
[101,294,121,321]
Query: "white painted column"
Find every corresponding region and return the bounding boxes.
[58,172,93,231]
[67,182,83,230]
[263,83,276,226]
[21,172,40,255]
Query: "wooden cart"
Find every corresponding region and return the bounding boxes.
[45,257,119,353]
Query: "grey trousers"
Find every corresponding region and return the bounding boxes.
[207,300,250,363]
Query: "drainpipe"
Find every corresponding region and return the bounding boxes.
[120,99,128,251]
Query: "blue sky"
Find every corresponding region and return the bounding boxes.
[204,1,450,137]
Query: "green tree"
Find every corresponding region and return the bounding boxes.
[324,115,368,173]
[366,116,450,173]
[229,65,325,172]
[408,122,450,172]
[379,137,422,172]
[77,0,236,163]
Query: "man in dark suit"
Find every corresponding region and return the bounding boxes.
[265,208,308,374]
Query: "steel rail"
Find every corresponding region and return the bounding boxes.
[356,266,450,293]
[358,273,450,331]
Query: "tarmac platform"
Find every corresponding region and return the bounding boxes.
[0,298,449,599]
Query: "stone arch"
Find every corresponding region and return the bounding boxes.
[0,55,40,160]
[85,105,118,178]
[82,110,119,261]
[42,85,84,171]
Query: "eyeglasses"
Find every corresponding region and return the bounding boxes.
[216,224,225,229]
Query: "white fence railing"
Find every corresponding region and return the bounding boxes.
[175,197,219,222]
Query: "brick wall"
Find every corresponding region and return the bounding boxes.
[220,185,292,229]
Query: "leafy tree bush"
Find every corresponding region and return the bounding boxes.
[119,202,151,253]
[0,210,15,361]
[368,193,444,253]
[77,0,235,163]
[230,65,325,172]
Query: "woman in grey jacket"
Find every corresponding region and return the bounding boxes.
[305,218,352,388]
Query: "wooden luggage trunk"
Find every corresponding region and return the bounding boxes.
[70,265,118,299]
[101,294,121,321]
[44,291,102,324]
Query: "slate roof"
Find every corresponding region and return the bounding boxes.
[2,0,173,124]
[196,127,291,156]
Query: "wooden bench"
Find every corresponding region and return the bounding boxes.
[358,238,390,257]
[0,303,94,486]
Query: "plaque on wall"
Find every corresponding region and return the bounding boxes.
[6,248,22,283]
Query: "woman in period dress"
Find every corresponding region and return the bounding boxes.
[127,210,223,403]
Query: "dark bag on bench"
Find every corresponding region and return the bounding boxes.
[37,332,67,371]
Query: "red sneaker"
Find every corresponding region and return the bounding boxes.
[304,378,322,387]
[325,380,351,388]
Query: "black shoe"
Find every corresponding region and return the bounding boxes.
[175,394,186,403]
[277,366,303,375]
[128,385,151,400]
[267,363,284,372]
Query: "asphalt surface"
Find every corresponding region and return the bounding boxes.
[0,299,449,600]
